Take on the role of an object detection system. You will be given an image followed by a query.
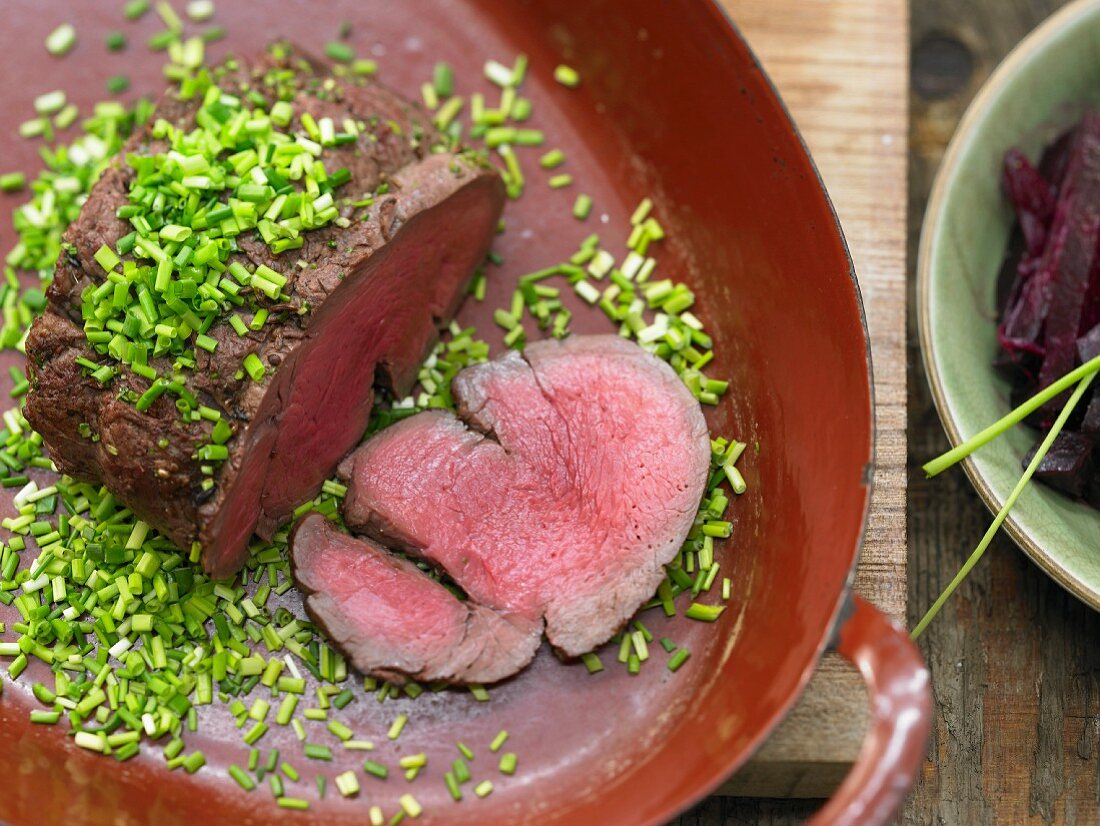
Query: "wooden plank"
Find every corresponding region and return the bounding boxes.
[707,0,909,799]
[905,2,1100,824]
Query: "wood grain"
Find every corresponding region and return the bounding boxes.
[906,2,1100,824]
[684,0,911,809]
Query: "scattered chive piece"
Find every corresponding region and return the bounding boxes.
[553,64,580,87]
[573,194,592,220]
[399,794,423,817]
[923,352,1100,478]
[304,743,333,761]
[474,780,494,798]
[335,770,360,797]
[913,371,1096,637]
[445,771,463,801]
[46,24,77,56]
[363,759,389,779]
[499,752,517,775]
[539,148,565,169]
[106,31,127,51]
[549,174,573,189]
[457,741,475,761]
[124,0,151,19]
[156,0,182,31]
[489,730,508,752]
[186,0,215,21]
[667,648,691,671]
[434,62,454,97]
[327,720,354,741]
[54,103,79,128]
[276,798,309,811]
[0,173,26,193]
[228,765,255,791]
[107,75,131,94]
[34,90,67,115]
[468,683,490,702]
[581,652,603,673]
[387,713,408,740]
[325,41,355,63]
[243,353,266,382]
[353,59,378,76]
[685,602,725,622]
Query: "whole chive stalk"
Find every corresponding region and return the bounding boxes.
[923,353,1100,478]
[912,372,1095,638]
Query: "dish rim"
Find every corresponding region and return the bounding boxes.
[917,0,1100,611]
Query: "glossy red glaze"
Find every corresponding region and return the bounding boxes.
[812,596,932,826]
[0,1,926,824]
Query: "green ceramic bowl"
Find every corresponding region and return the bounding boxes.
[918,0,1100,610]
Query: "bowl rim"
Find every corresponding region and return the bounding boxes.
[917,0,1100,611]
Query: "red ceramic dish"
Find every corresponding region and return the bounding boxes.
[0,1,929,824]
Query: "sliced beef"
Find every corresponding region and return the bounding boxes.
[24,47,505,578]
[291,514,542,684]
[328,335,710,666]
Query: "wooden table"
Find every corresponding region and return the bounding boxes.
[679,0,910,818]
[907,1,1100,822]
[684,0,1100,823]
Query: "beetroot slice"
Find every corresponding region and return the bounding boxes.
[290,514,542,685]
[1003,148,1055,256]
[1034,114,1100,391]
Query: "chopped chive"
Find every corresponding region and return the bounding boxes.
[276,798,309,811]
[539,149,565,169]
[667,648,691,671]
[573,194,592,220]
[434,62,454,97]
[362,759,389,779]
[498,752,517,775]
[0,173,26,193]
[581,652,603,673]
[457,741,474,761]
[327,720,354,741]
[489,730,509,752]
[335,770,360,797]
[107,76,131,94]
[46,24,77,56]
[549,174,573,189]
[684,602,725,622]
[124,0,150,19]
[243,353,266,382]
[352,59,378,76]
[387,713,408,740]
[399,794,422,817]
[474,780,494,798]
[228,765,255,791]
[106,31,127,51]
[34,91,67,115]
[325,42,355,63]
[445,771,463,801]
[554,65,580,87]
[186,0,215,21]
[304,743,333,761]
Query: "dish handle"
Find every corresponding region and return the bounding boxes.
[809,594,931,826]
